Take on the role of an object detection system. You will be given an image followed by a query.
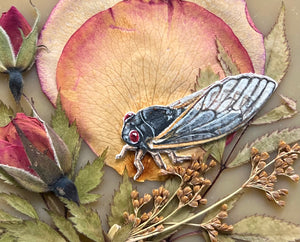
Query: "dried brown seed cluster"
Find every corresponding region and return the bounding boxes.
[152,186,170,207]
[201,204,233,242]
[246,142,300,206]
[163,160,214,207]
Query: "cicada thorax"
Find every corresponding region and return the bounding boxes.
[122,106,185,150]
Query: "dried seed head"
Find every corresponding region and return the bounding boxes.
[259,171,268,178]
[183,186,193,195]
[155,196,163,205]
[183,174,191,182]
[209,160,217,168]
[251,147,259,156]
[217,211,228,219]
[180,195,189,204]
[275,158,284,168]
[201,163,208,171]
[204,179,212,186]
[285,166,295,175]
[260,152,270,161]
[193,185,201,193]
[277,200,286,207]
[134,217,141,226]
[177,189,183,198]
[143,194,152,203]
[275,167,285,175]
[194,194,202,201]
[133,199,140,208]
[158,186,164,194]
[221,204,228,211]
[156,224,164,232]
[189,200,199,207]
[139,197,144,205]
[141,213,149,222]
[191,161,201,170]
[131,190,139,199]
[152,189,159,197]
[199,198,207,205]
[278,189,289,196]
[257,161,266,170]
[284,157,294,165]
[186,168,194,176]
[123,211,129,220]
[128,214,136,222]
[163,189,170,198]
[290,174,300,182]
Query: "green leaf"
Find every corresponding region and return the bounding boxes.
[0,101,14,126]
[49,211,80,242]
[0,27,15,72]
[0,220,65,242]
[230,215,300,241]
[202,137,226,163]
[216,39,240,76]
[64,200,104,242]
[52,95,81,177]
[0,168,18,187]
[164,177,181,196]
[202,191,243,223]
[111,224,131,242]
[229,128,300,168]
[0,209,22,222]
[264,3,289,83]
[194,67,220,91]
[74,150,106,204]
[0,232,16,242]
[15,7,39,72]
[252,95,297,125]
[108,170,133,227]
[0,193,38,219]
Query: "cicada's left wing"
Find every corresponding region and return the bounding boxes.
[149,73,277,150]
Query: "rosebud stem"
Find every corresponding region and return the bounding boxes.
[8,68,23,102]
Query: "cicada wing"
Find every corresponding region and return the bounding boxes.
[150,73,277,149]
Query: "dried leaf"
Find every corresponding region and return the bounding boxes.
[49,211,80,242]
[217,235,235,242]
[51,95,81,176]
[64,200,104,242]
[74,150,106,204]
[0,101,14,127]
[264,3,289,82]
[194,67,220,91]
[216,39,240,76]
[0,209,21,222]
[108,170,133,227]
[229,128,300,168]
[0,220,65,242]
[111,224,131,242]
[164,177,181,196]
[0,232,16,242]
[252,95,297,125]
[0,169,18,187]
[202,137,226,163]
[0,193,38,219]
[229,215,300,241]
[202,191,243,223]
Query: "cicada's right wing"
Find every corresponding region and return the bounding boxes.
[149,73,277,150]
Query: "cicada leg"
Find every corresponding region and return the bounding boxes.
[148,151,167,169]
[166,151,192,164]
[133,149,146,180]
[115,144,137,159]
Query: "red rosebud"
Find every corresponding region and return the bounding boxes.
[0,113,79,204]
[0,6,32,55]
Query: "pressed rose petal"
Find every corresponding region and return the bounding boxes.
[57,0,254,180]
[191,0,265,74]
[37,0,120,104]
[0,6,31,55]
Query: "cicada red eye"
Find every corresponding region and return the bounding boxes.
[123,112,135,122]
[129,130,139,143]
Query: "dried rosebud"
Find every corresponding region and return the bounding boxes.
[0,113,79,204]
[0,6,39,102]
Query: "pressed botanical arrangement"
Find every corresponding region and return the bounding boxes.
[0,0,299,241]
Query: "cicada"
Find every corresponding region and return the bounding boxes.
[116,73,277,180]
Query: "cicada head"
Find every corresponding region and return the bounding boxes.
[121,112,142,147]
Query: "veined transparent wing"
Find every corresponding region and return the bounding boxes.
[150,73,277,149]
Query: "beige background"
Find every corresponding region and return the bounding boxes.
[0,0,299,241]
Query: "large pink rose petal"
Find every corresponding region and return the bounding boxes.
[56,0,255,180]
